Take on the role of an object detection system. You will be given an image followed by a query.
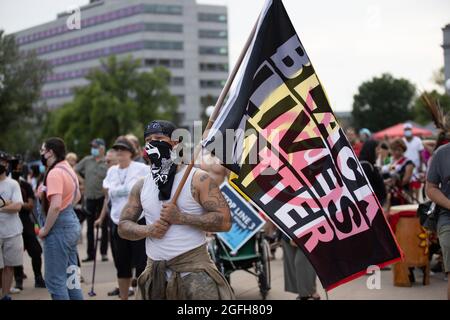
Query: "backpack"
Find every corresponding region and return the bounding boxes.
[417,201,439,232]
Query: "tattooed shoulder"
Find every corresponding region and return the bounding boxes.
[191,169,208,202]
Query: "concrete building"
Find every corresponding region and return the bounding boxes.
[444,24,450,94]
[13,0,229,126]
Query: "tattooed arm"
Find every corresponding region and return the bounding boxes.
[118,179,169,240]
[160,169,231,232]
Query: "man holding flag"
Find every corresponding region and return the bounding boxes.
[118,120,234,300]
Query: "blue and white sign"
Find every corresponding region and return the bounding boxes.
[218,182,266,254]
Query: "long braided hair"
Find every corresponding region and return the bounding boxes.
[41,137,66,212]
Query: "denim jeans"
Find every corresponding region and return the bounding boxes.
[43,205,83,300]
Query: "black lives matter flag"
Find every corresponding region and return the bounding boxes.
[202,0,403,290]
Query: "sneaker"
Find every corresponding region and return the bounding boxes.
[1,295,12,301]
[107,287,120,296]
[10,287,21,294]
[34,276,46,288]
[82,257,94,263]
[408,269,416,283]
[128,287,134,297]
[101,255,108,262]
[431,262,443,273]
[14,282,23,291]
[118,289,135,299]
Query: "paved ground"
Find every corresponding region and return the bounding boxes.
[10,231,448,300]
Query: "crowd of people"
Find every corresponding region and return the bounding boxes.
[0,119,449,300]
[346,125,436,208]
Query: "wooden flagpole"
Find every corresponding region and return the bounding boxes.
[170,17,260,204]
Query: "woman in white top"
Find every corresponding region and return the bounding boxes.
[95,136,148,300]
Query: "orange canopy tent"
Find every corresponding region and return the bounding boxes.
[373,123,433,139]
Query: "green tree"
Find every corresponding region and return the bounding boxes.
[0,30,51,156]
[44,55,178,155]
[352,73,416,132]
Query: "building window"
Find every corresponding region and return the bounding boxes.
[198,13,227,23]
[175,95,185,104]
[201,95,218,107]
[170,77,185,86]
[144,4,182,15]
[24,23,145,56]
[199,29,227,39]
[199,63,228,72]
[199,46,228,56]
[145,23,183,33]
[145,41,183,50]
[42,87,73,99]
[17,4,144,45]
[172,60,184,68]
[200,80,226,89]
[144,59,184,68]
[50,41,145,66]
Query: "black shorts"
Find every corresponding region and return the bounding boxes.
[111,219,147,279]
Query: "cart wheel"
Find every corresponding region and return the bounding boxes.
[257,239,271,299]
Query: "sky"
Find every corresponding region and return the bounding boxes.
[1,0,449,111]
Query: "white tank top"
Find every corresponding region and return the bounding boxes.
[141,166,206,260]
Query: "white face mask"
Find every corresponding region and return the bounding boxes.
[404,130,412,138]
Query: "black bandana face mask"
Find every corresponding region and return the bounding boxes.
[144,140,177,200]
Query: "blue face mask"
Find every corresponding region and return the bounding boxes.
[39,164,46,174]
[91,147,100,157]
[404,130,413,138]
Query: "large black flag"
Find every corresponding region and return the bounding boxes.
[203,0,402,290]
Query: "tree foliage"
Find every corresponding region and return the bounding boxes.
[0,30,51,156]
[352,73,416,131]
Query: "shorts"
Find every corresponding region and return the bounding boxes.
[111,220,146,279]
[438,224,450,273]
[0,234,24,268]
[409,181,422,190]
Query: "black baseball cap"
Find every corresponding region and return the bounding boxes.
[0,150,10,161]
[91,138,105,147]
[144,120,177,139]
[112,137,135,155]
